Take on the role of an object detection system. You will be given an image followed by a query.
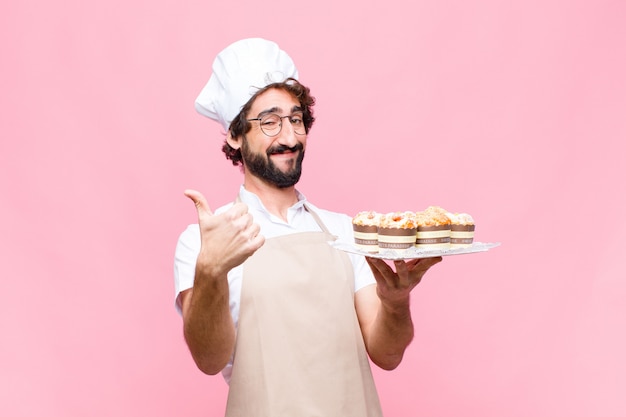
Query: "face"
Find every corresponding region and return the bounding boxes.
[238,88,307,188]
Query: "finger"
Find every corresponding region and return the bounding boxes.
[183,189,214,216]
[418,256,443,270]
[365,257,386,274]
[248,233,265,251]
[248,222,261,239]
[395,260,423,288]
[407,256,442,271]
[229,202,250,218]
[365,257,396,286]
[405,258,421,269]
[393,260,410,278]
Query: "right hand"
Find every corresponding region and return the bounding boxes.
[184,189,265,277]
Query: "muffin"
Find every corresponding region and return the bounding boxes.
[377,211,417,251]
[352,211,382,253]
[446,212,475,247]
[414,206,451,249]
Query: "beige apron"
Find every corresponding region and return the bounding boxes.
[225,205,383,417]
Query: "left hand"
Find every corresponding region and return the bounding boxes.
[365,256,442,306]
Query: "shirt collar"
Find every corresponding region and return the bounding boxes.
[238,185,308,222]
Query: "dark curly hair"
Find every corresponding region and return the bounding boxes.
[222,78,316,166]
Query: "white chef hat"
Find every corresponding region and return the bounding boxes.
[195,38,299,132]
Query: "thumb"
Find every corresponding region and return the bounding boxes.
[183,189,214,217]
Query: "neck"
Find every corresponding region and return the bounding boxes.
[243,174,299,222]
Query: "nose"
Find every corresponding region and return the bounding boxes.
[276,116,300,147]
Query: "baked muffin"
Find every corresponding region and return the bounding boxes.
[352,211,382,253]
[415,206,452,249]
[378,211,417,250]
[446,212,475,247]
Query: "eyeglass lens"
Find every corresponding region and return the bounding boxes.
[259,113,305,136]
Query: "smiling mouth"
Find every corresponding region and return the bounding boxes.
[268,144,303,156]
[270,150,297,157]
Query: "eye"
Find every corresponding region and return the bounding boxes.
[261,114,280,128]
[290,113,304,125]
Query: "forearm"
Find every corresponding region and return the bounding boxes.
[178,193,264,375]
[182,266,235,375]
[360,256,441,370]
[364,298,414,371]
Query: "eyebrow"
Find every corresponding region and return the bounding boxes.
[257,105,304,118]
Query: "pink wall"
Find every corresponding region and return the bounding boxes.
[2,0,625,416]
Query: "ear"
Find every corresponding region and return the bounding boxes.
[226,132,241,150]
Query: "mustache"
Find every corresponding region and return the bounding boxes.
[267,143,303,155]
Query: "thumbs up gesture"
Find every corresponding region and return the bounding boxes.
[184,189,265,277]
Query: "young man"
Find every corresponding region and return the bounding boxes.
[174,38,442,416]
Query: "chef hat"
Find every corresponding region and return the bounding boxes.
[195,38,299,132]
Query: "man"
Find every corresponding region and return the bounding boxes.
[174,38,442,416]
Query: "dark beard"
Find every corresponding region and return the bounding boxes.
[241,138,305,188]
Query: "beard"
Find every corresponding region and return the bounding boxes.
[241,137,305,188]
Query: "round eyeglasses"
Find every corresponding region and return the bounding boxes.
[247,112,306,137]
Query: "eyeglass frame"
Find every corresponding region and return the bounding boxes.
[246,111,307,137]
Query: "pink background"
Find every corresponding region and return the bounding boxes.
[2,0,625,416]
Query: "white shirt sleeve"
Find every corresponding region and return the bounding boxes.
[173,224,201,315]
[351,253,377,292]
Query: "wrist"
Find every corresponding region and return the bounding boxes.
[195,255,229,284]
[379,295,411,317]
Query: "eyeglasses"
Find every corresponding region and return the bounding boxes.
[247,112,306,137]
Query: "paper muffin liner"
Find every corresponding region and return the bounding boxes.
[450,224,475,247]
[416,224,451,249]
[352,224,379,253]
[378,227,417,250]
